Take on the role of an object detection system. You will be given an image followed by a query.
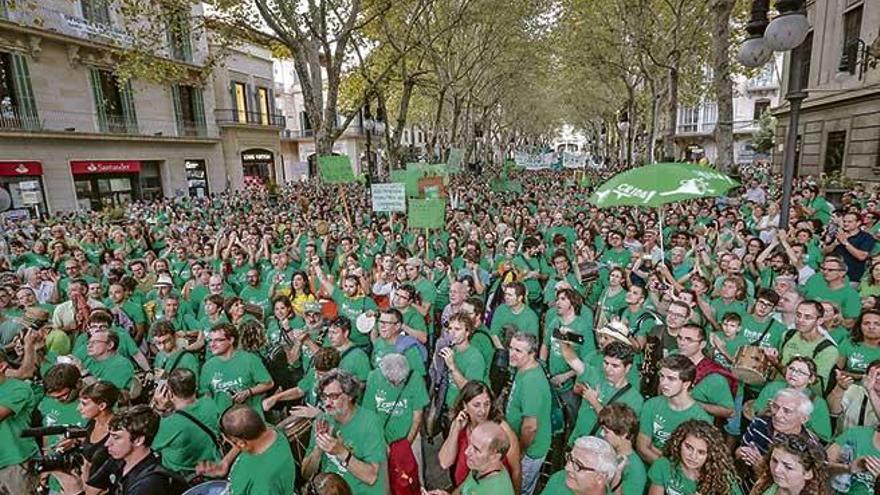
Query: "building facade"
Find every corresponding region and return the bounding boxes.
[0,0,282,216]
[673,58,783,165]
[773,0,880,181]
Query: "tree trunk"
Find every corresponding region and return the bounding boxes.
[711,0,736,172]
[664,67,679,161]
[427,88,446,161]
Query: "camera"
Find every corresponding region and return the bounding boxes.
[553,327,585,345]
[21,425,89,473]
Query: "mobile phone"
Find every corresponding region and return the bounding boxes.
[553,327,585,345]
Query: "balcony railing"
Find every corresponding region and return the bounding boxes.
[0,108,217,138]
[215,109,285,127]
[4,4,133,46]
[676,122,716,135]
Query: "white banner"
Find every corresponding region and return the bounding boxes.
[563,152,587,169]
[371,183,407,212]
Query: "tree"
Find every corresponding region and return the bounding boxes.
[710,0,736,172]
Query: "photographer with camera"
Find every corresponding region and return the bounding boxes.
[151,368,222,480]
[0,349,39,493]
[36,363,85,493]
[52,405,187,495]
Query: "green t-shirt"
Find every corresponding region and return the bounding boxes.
[597,287,627,321]
[199,350,272,415]
[803,274,862,319]
[308,407,389,495]
[638,397,713,449]
[779,331,839,389]
[338,345,372,383]
[362,368,429,443]
[445,345,487,407]
[569,371,644,446]
[153,397,222,475]
[648,457,698,495]
[710,331,750,368]
[84,354,135,390]
[331,287,378,346]
[490,304,540,337]
[512,254,544,303]
[833,427,880,495]
[691,370,735,411]
[229,429,296,495]
[0,378,39,469]
[505,365,552,458]
[459,469,515,495]
[838,340,880,375]
[154,350,200,381]
[73,327,140,363]
[741,314,786,349]
[238,283,272,316]
[620,451,648,495]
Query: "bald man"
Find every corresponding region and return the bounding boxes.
[198,405,295,494]
[428,422,515,495]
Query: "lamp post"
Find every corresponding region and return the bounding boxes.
[363,103,375,182]
[618,111,631,166]
[738,0,809,229]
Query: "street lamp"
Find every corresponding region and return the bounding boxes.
[738,0,810,229]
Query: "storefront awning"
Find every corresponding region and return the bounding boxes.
[70,160,141,175]
[0,161,43,176]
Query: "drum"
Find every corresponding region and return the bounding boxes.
[733,346,770,385]
[356,312,376,334]
[182,480,230,495]
[277,414,313,463]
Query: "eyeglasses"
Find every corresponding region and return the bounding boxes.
[379,319,399,326]
[786,366,812,378]
[321,391,344,402]
[821,265,844,272]
[565,452,596,474]
[756,299,776,307]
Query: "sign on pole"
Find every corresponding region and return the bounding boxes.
[408,198,446,229]
[391,169,424,197]
[371,183,406,212]
[318,155,356,183]
[446,148,464,169]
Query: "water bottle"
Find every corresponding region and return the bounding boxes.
[830,441,853,493]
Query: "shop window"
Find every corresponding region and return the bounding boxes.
[139,161,163,201]
[824,131,847,175]
[185,160,208,198]
[172,84,206,137]
[0,52,38,130]
[89,68,137,134]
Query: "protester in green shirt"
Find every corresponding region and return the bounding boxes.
[199,404,295,495]
[152,369,221,477]
[539,435,621,495]
[327,316,372,382]
[597,403,647,495]
[825,425,880,495]
[302,369,389,495]
[749,435,829,495]
[490,282,540,337]
[647,419,741,495]
[637,355,713,464]
[198,323,274,416]
[81,329,135,391]
[505,331,552,495]
[429,422,516,495]
[152,321,200,381]
[440,313,488,408]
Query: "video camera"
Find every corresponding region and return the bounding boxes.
[22,425,88,473]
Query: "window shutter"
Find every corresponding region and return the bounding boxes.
[246,83,256,124]
[119,78,138,134]
[10,53,38,130]
[193,87,206,136]
[229,81,238,122]
[268,87,276,125]
[88,68,108,132]
[170,84,183,136]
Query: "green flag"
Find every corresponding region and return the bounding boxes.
[408,198,446,229]
[318,155,356,183]
[589,162,738,208]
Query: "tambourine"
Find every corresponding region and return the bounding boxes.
[355,312,377,334]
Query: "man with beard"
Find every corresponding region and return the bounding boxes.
[198,323,274,415]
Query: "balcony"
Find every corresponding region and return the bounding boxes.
[3,4,133,47]
[215,109,285,128]
[0,108,217,139]
[676,122,716,136]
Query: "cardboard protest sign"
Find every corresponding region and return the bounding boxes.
[408,198,446,229]
[318,155,355,183]
[371,183,406,212]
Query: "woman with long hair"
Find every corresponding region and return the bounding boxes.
[288,271,316,317]
[596,267,629,328]
[437,380,521,493]
[859,261,880,298]
[750,435,829,495]
[647,420,741,495]
[838,309,880,376]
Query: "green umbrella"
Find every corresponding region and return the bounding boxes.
[589,162,739,208]
[589,162,739,256]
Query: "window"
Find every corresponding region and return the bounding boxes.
[233,82,247,123]
[139,161,162,201]
[0,52,38,129]
[678,106,698,133]
[89,68,136,134]
[790,32,812,92]
[753,100,771,120]
[300,111,312,135]
[824,131,847,175]
[166,7,192,62]
[258,87,270,125]
[171,85,206,137]
[81,0,110,25]
[841,6,863,74]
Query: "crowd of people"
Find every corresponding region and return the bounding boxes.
[0,160,879,495]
